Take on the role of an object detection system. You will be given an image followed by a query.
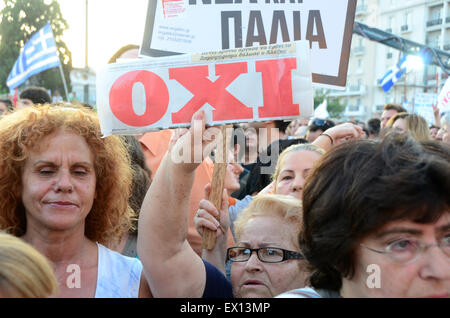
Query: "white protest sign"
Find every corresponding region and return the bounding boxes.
[437,77,450,114]
[140,0,357,89]
[413,93,437,126]
[97,41,313,136]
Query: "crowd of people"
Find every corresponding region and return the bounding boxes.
[0,51,449,299]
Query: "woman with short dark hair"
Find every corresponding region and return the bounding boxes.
[278,135,450,298]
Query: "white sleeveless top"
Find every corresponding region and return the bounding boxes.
[94,243,143,298]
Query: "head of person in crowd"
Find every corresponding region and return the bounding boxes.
[274,120,291,139]
[0,98,14,115]
[246,120,289,152]
[122,136,152,226]
[429,125,441,140]
[420,139,450,161]
[0,231,58,297]
[108,44,140,64]
[380,103,407,129]
[235,123,259,166]
[218,129,245,196]
[0,104,134,248]
[224,161,244,197]
[243,137,309,197]
[271,144,325,200]
[305,118,335,143]
[285,118,309,138]
[387,112,431,141]
[106,135,151,257]
[299,135,450,297]
[229,195,307,298]
[439,112,450,144]
[244,125,258,153]
[17,86,52,108]
[367,118,381,139]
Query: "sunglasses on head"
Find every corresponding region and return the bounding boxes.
[310,119,331,127]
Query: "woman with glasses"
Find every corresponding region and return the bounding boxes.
[195,144,324,274]
[195,122,363,255]
[278,134,450,298]
[227,194,307,298]
[139,112,318,298]
[138,110,364,298]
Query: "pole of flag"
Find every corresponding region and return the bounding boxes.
[58,63,69,101]
[13,89,18,109]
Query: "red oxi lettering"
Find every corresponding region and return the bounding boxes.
[170,62,253,123]
[109,70,169,127]
[256,58,299,118]
[108,59,299,127]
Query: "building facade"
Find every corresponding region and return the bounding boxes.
[69,67,96,106]
[328,0,449,122]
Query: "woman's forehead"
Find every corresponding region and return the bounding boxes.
[239,216,299,247]
[371,212,450,238]
[280,150,321,169]
[27,131,94,162]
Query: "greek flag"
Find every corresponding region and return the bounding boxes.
[379,55,408,92]
[7,23,60,89]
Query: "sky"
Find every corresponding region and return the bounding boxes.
[57,0,148,71]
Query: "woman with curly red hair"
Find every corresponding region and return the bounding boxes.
[0,104,151,297]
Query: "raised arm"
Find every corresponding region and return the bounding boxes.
[312,122,364,152]
[137,111,214,297]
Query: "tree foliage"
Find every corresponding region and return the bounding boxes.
[314,88,346,118]
[0,0,72,96]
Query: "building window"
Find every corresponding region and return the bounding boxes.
[349,105,360,112]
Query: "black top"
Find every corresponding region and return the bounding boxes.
[202,259,233,298]
[243,138,308,196]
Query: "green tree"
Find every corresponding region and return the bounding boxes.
[0,0,72,97]
[313,88,346,118]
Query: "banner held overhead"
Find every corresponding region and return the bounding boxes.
[97,41,313,137]
[140,0,357,89]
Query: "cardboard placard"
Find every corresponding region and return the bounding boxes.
[140,0,357,89]
[438,78,450,114]
[413,93,437,126]
[97,41,313,136]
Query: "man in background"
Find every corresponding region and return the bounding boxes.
[380,103,407,129]
[305,118,335,143]
[367,118,381,139]
[0,99,14,115]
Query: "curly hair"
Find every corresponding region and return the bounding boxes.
[0,104,134,245]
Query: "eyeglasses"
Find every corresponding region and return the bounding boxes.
[226,247,303,263]
[361,236,450,265]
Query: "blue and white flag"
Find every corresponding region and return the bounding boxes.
[7,23,60,89]
[379,55,408,93]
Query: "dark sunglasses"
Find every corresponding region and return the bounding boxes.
[310,118,331,127]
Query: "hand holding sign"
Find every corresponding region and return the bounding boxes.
[167,110,231,250]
